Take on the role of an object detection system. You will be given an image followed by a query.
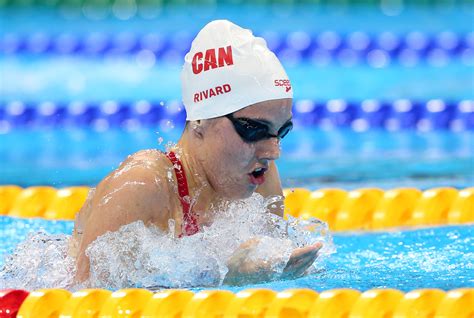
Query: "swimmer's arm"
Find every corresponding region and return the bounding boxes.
[74,163,171,282]
[223,239,322,286]
[255,161,284,217]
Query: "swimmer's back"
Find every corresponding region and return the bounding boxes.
[71,149,181,282]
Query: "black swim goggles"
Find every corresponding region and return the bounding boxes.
[225,113,293,143]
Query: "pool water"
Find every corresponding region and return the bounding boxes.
[1,216,472,292]
[1,127,472,189]
[1,3,473,293]
[2,59,473,102]
[2,5,473,103]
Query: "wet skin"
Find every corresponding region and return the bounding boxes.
[71,98,322,285]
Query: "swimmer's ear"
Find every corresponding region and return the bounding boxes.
[191,120,204,138]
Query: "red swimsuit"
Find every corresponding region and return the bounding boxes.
[165,151,199,237]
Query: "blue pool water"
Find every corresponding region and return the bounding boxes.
[1,127,473,189]
[1,3,473,291]
[2,6,474,103]
[4,5,474,33]
[1,59,473,102]
[1,216,472,292]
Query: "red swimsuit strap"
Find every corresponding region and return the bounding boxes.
[165,151,199,237]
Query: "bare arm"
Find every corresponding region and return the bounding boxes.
[255,161,284,217]
[74,154,172,282]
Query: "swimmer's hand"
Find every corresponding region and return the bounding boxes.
[282,242,322,279]
[223,239,322,286]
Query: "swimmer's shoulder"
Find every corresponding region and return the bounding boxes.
[121,149,168,167]
[114,149,174,184]
[71,149,177,272]
[90,149,175,224]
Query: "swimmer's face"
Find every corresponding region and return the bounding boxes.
[200,98,292,199]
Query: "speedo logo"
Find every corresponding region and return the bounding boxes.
[192,45,234,75]
[274,79,292,93]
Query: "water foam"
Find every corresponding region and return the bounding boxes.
[0,193,334,290]
[0,232,76,290]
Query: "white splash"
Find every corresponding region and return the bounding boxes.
[0,232,76,290]
[0,193,334,290]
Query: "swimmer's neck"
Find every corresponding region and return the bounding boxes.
[172,132,221,222]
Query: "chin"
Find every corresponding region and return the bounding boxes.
[241,185,258,199]
[221,185,256,200]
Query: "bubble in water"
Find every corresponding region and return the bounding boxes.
[182,195,192,204]
[164,141,176,152]
[265,195,284,207]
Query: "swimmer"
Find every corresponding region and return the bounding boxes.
[70,20,322,285]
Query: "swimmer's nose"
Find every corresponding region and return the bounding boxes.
[257,137,281,161]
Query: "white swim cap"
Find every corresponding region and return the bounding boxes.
[181,20,293,121]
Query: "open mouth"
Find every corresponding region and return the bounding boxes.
[249,167,267,185]
[251,167,267,178]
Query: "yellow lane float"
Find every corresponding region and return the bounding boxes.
[1,186,472,231]
[6,287,473,318]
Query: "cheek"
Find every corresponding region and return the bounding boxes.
[224,131,255,163]
[220,132,254,168]
[204,127,255,187]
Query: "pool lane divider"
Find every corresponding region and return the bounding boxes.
[0,186,473,231]
[0,99,473,131]
[0,287,472,318]
[1,30,472,64]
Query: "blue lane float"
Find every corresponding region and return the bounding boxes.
[1,31,473,64]
[0,99,472,132]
